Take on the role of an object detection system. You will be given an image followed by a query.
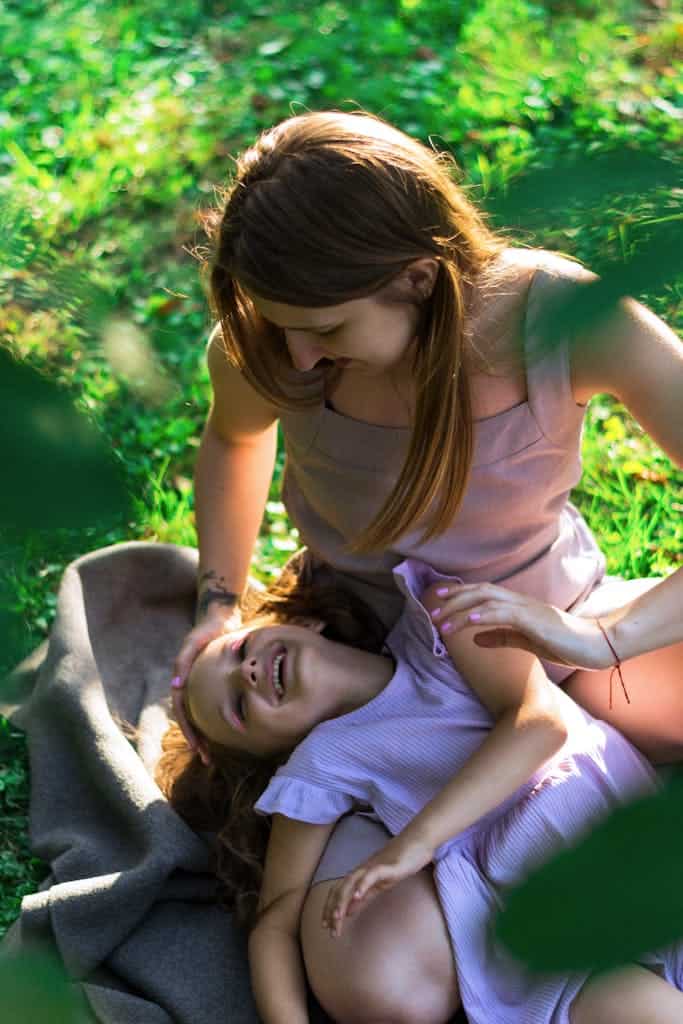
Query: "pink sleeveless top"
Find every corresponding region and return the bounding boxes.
[278,251,606,629]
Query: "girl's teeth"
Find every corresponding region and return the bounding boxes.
[273,653,285,698]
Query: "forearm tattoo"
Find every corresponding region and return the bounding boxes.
[196,570,239,622]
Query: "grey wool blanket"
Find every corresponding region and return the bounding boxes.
[0,541,332,1024]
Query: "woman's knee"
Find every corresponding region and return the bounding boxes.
[300,869,460,1024]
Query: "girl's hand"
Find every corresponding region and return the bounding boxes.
[429,582,615,670]
[322,832,433,938]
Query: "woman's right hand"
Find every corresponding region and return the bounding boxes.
[172,603,244,690]
[429,582,616,670]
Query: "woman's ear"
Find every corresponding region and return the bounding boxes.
[396,257,440,301]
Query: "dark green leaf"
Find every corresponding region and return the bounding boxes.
[496,775,683,971]
[1,349,130,530]
[0,950,86,1023]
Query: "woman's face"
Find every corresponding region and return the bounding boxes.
[185,622,391,757]
[244,289,424,376]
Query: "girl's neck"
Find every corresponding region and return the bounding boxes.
[333,647,396,717]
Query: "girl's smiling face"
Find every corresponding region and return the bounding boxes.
[185,622,394,758]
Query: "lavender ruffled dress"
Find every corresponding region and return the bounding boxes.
[255,559,683,1024]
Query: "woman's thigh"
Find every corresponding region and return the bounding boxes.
[563,575,683,764]
[300,814,461,1024]
[570,963,683,1024]
[564,640,683,764]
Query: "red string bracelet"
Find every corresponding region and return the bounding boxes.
[595,618,631,710]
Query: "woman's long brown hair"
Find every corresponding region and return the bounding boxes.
[155,561,387,931]
[197,109,515,551]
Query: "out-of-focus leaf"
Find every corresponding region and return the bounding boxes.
[495,775,683,971]
[487,149,680,224]
[528,220,681,359]
[0,950,87,1022]
[0,349,130,530]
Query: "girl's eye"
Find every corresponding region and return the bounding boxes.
[230,634,249,660]
[236,693,247,722]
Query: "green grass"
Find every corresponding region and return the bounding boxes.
[1,0,681,943]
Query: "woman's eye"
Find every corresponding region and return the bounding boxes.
[236,694,247,722]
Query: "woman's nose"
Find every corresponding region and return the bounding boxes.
[285,332,326,371]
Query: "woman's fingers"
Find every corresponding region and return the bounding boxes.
[172,609,242,686]
[430,585,526,630]
[173,634,207,687]
[432,582,521,609]
[433,599,526,637]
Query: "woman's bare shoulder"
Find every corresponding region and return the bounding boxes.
[466,247,593,374]
[465,247,538,376]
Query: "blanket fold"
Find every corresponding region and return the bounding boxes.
[1,541,331,1023]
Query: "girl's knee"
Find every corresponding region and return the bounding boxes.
[300,871,460,1024]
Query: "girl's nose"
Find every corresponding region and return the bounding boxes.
[285,332,326,371]
[242,657,259,688]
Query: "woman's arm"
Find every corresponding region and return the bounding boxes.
[426,292,683,667]
[322,588,569,935]
[172,329,279,685]
[570,294,683,466]
[249,814,336,1024]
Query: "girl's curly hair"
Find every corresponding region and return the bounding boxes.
[155,560,386,930]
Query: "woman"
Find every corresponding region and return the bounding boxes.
[172,109,683,1022]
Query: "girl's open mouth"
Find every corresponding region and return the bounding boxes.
[270,648,286,702]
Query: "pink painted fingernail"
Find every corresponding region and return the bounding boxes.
[430,607,442,619]
[171,676,183,689]
[442,622,452,633]
[469,613,482,622]
[436,587,449,596]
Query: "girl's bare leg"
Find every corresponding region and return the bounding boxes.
[564,641,683,764]
[571,964,683,1024]
[300,868,460,1024]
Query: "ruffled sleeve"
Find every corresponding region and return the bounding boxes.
[254,772,355,823]
[390,558,464,659]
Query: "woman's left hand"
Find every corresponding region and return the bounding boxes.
[322,831,434,937]
[428,581,615,670]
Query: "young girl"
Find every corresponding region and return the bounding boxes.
[172,108,683,1017]
[162,559,683,1024]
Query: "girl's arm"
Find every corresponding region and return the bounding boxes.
[249,814,336,1024]
[399,584,569,853]
[428,568,683,669]
[323,593,568,936]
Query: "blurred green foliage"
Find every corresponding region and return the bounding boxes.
[0,948,89,1022]
[497,772,683,971]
